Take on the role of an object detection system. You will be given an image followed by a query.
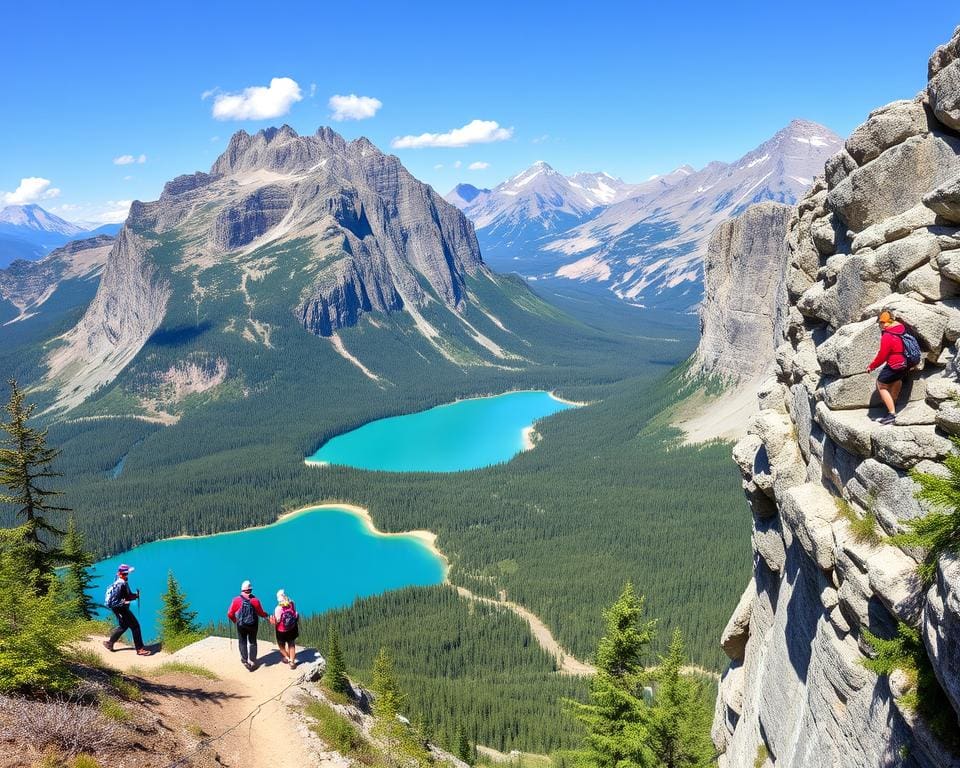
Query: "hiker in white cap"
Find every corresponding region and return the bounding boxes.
[103,564,151,656]
[270,589,300,669]
[226,579,269,670]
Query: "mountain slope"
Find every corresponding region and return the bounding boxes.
[32,125,567,416]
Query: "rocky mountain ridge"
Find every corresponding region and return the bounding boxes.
[455,121,839,310]
[38,125,537,413]
[713,27,960,767]
[0,234,113,326]
[446,161,641,260]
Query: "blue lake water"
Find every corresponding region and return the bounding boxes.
[91,507,446,641]
[306,390,577,472]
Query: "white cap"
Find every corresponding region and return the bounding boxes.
[241,580,252,592]
[277,589,288,603]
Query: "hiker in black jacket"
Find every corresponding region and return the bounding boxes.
[103,564,151,656]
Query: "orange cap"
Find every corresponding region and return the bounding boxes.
[878,310,894,324]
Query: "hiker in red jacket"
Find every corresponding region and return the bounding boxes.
[227,580,269,670]
[867,311,908,425]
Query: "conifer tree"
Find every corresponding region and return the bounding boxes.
[60,514,96,620]
[323,625,350,695]
[640,629,714,768]
[0,379,69,587]
[158,570,200,650]
[372,647,406,766]
[0,527,80,693]
[455,723,472,765]
[566,582,657,768]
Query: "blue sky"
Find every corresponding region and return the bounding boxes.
[1,2,956,223]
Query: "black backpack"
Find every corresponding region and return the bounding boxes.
[884,328,923,368]
[236,595,257,627]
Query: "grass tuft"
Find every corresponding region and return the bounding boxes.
[97,696,131,724]
[835,498,882,545]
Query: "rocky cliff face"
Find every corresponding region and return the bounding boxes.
[693,202,793,383]
[714,28,960,767]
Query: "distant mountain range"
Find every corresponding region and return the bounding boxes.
[0,204,121,268]
[448,119,841,310]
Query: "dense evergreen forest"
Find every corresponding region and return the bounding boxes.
[1,263,750,751]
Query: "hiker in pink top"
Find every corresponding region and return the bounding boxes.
[270,589,300,669]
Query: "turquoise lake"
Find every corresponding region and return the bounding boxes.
[306,390,576,472]
[91,507,446,641]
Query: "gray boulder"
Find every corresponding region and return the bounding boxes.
[815,402,875,457]
[721,581,754,661]
[868,232,940,282]
[780,483,839,571]
[936,401,960,435]
[851,204,939,253]
[827,132,960,232]
[824,148,857,189]
[900,262,960,301]
[816,318,881,377]
[929,60,960,133]
[924,175,960,224]
[846,457,928,536]
[845,100,933,166]
[872,424,954,469]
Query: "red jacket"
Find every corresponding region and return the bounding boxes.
[867,324,907,372]
[227,594,269,623]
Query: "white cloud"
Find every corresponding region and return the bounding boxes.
[201,87,219,101]
[211,77,303,121]
[468,161,490,170]
[329,94,382,121]
[453,160,462,169]
[531,134,550,144]
[123,175,134,181]
[1,177,61,206]
[433,164,444,170]
[113,154,146,165]
[309,83,317,98]
[391,119,513,149]
[86,200,132,225]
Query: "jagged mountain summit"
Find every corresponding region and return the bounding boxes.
[446,161,641,260]
[34,125,556,416]
[466,120,840,310]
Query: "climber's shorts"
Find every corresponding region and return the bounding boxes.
[877,364,908,384]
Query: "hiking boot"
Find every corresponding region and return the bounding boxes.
[878,413,896,425]
[102,640,114,652]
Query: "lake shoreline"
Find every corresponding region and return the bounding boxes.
[276,502,449,575]
[152,502,448,576]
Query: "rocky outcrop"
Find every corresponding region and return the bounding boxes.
[45,228,172,412]
[714,27,960,767]
[693,202,793,382]
[0,234,112,314]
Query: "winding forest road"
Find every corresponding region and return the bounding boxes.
[454,587,720,681]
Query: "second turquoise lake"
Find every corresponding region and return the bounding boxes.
[306,390,577,472]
